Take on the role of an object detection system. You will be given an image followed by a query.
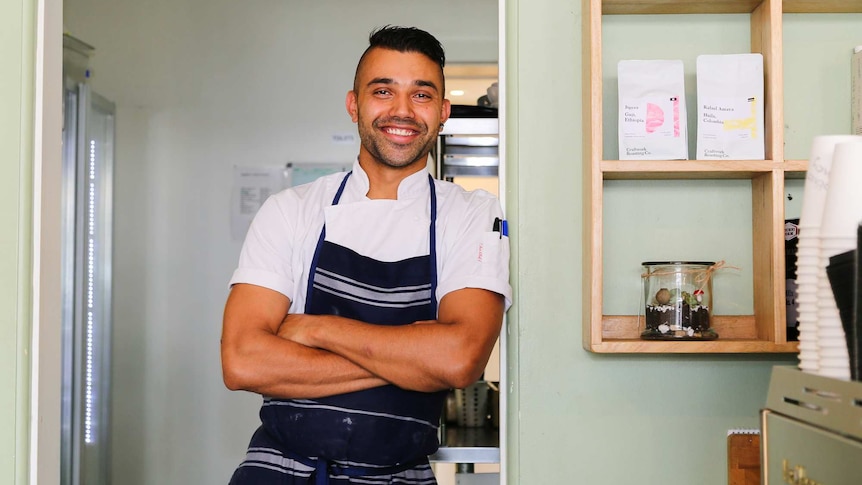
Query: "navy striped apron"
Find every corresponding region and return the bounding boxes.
[230,172,445,484]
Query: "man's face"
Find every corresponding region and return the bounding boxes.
[347,48,450,170]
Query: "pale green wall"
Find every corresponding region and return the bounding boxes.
[504,1,856,484]
[1,0,34,484]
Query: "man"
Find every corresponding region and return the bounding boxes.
[221,25,511,484]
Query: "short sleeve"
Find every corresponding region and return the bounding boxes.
[436,190,512,310]
[229,195,296,299]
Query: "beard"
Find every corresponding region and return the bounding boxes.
[358,116,437,169]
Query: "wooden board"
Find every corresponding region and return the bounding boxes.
[728,433,761,485]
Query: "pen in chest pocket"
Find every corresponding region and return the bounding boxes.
[492,217,508,238]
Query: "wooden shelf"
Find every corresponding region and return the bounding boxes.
[783,1,862,14]
[601,159,807,179]
[581,0,830,354]
[601,0,862,15]
[595,315,799,353]
[590,339,799,353]
[784,160,808,178]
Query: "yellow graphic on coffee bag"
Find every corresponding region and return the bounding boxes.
[722,97,758,139]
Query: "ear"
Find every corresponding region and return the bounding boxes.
[440,98,451,125]
[346,90,358,123]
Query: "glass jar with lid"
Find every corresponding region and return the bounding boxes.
[640,261,718,340]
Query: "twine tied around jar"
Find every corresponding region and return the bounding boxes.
[641,260,739,292]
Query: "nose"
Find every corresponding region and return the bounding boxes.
[389,92,414,119]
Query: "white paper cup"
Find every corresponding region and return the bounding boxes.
[796,254,820,264]
[795,264,819,273]
[820,356,850,366]
[797,236,821,247]
[817,367,850,380]
[796,282,818,290]
[819,236,857,253]
[797,336,818,346]
[794,268,819,279]
[820,329,847,338]
[819,345,848,356]
[797,338,818,348]
[819,142,862,239]
[800,135,862,227]
[796,298,818,309]
[798,307,819,317]
[798,359,820,372]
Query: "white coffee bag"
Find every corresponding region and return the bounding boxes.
[696,53,765,160]
[617,60,688,160]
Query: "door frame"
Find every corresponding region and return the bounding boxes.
[31,0,64,483]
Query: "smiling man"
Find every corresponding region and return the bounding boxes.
[221,26,511,484]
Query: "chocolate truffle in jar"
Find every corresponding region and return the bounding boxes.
[640,261,718,340]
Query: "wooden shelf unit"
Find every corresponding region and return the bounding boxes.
[582,0,861,353]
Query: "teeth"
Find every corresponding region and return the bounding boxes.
[386,128,414,136]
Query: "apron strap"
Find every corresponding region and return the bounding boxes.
[427,174,438,313]
[305,171,352,305]
[315,459,328,485]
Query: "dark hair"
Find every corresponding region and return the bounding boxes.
[368,26,445,68]
[354,26,446,90]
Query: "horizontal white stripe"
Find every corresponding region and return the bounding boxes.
[317,268,431,293]
[312,283,432,309]
[241,439,435,483]
[336,473,436,485]
[314,272,431,304]
[238,453,314,477]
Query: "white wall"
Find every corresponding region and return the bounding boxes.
[63,1,498,483]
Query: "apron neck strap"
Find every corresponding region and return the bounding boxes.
[427,174,438,313]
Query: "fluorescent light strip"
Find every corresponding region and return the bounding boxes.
[85,139,96,444]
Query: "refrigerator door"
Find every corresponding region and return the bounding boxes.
[61,82,115,485]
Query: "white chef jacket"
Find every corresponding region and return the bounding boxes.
[230,159,512,313]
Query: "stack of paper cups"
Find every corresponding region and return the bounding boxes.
[796,135,862,374]
[816,141,862,379]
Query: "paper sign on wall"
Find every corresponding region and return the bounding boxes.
[231,163,350,242]
[231,166,288,241]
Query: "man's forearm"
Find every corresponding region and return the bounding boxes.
[222,325,388,399]
[279,289,504,393]
[222,284,391,399]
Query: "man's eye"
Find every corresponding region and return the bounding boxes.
[373,89,391,96]
[415,93,432,100]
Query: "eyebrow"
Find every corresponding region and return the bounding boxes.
[367,77,440,92]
